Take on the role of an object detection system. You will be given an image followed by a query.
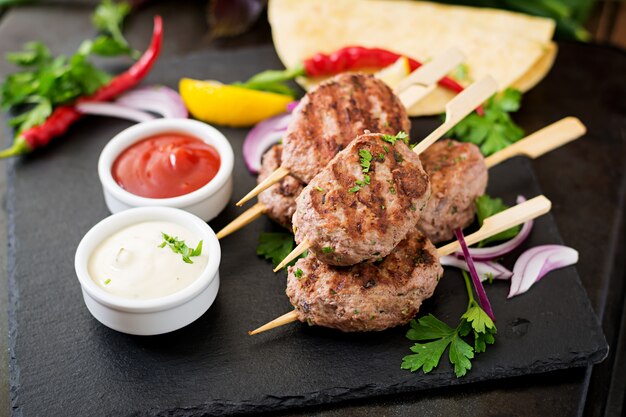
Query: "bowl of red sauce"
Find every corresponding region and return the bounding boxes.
[98,119,234,221]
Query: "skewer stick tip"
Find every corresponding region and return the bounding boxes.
[248,310,299,335]
[236,166,290,206]
[273,240,310,272]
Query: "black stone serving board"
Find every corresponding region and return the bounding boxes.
[7,45,608,416]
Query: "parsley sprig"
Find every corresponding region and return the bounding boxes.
[0,0,136,134]
[380,131,409,146]
[446,88,524,156]
[159,233,203,264]
[256,232,307,268]
[401,271,497,377]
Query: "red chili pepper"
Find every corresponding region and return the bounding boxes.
[0,15,163,159]
[303,46,484,114]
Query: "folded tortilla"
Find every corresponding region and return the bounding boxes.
[269,0,556,116]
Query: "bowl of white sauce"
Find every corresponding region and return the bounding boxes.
[75,206,220,335]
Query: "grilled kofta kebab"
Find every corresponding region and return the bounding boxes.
[287,229,442,332]
[257,145,305,229]
[236,73,412,206]
[294,132,431,266]
[250,196,552,335]
[219,118,584,243]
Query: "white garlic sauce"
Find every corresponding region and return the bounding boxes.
[88,221,208,300]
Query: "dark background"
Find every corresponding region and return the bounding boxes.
[0,1,625,416]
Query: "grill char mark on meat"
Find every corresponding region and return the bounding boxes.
[286,230,443,332]
[282,73,411,184]
[418,140,488,243]
[293,133,430,266]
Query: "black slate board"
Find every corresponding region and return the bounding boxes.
[7,45,608,416]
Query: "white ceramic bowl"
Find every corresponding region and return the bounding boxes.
[75,206,220,335]
[98,119,234,222]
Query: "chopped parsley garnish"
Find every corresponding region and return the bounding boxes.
[315,186,324,192]
[294,268,304,279]
[410,204,417,212]
[159,233,203,264]
[359,149,372,173]
[104,278,111,285]
[355,175,370,187]
[389,187,396,195]
[383,145,390,154]
[322,246,334,254]
[381,131,409,146]
[475,194,520,246]
[446,88,524,156]
[401,271,497,377]
[379,153,385,161]
[349,185,361,193]
[393,150,404,163]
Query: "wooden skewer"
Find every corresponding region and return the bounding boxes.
[273,76,498,272]
[249,195,552,335]
[411,75,498,155]
[235,49,467,207]
[216,202,266,239]
[436,195,551,256]
[248,310,299,335]
[484,116,586,168]
[273,241,309,272]
[217,117,585,240]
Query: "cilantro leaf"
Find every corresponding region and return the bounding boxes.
[256,232,307,268]
[475,194,521,246]
[446,88,524,156]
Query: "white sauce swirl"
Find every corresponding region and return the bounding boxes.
[88,221,208,300]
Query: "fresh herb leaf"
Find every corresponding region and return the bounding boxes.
[475,194,520,246]
[104,278,111,285]
[381,131,409,146]
[322,246,334,254]
[359,149,372,173]
[294,268,303,279]
[0,0,135,134]
[92,0,138,58]
[348,185,361,193]
[402,271,496,377]
[446,88,524,156]
[315,186,324,192]
[159,233,203,264]
[256,232,306,268]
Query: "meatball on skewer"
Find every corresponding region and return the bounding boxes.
[249,196,552,335]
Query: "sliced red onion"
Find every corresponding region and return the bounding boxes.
[75,102,156,123]
[286,100,300,113]
[243,112,292,174]
[455,228,495,320]
[440,255,512,282]
[457,195,532,261]
[115,85,188,118]
[508,245,579,298]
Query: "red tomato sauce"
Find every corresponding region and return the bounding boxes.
[112,133,221,199]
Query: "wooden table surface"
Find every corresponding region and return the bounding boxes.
[0,2,625,416]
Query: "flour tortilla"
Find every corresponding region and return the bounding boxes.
[269,0,556,116]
